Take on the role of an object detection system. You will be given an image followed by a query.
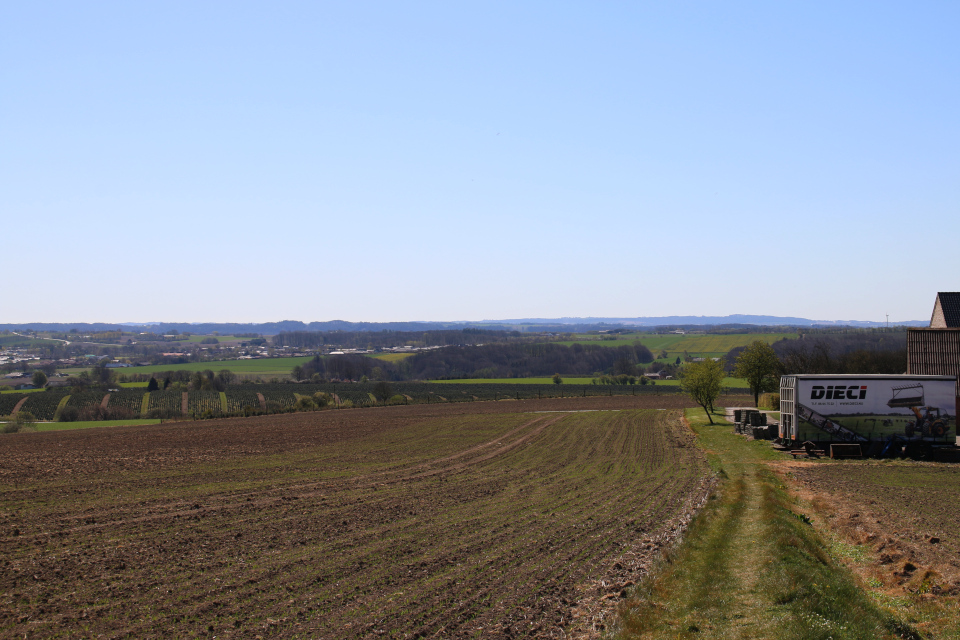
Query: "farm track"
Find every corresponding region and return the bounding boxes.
[0,397,712,639]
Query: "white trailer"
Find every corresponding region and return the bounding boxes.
[779,374,957,445]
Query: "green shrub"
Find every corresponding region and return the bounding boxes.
[759,392,780,410]
[294,397,317,411]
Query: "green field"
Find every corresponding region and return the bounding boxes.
[0,335,63,347]
[61,356,315,377]
[180,335,246,343]
[369,352,415,362]
[0,387,44,394]
[558,332,793,359]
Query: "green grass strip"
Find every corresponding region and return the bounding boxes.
[32,419,163,432]
[219,391,228,413]
[614,409,919,640]
[140,392,150,417]
[52,395,71,422]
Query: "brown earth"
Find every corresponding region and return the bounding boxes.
[0,396,716,639]
[784,459,960,631]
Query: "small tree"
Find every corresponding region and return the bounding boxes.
[146,377,160,392]
[292,365,304,382]
[680,359,725,424]
[552,373,563,385]
[734,341,783,407]
[16,410,37,428]
[373,381,394,403]
[31,370,47,388]
[92,361,113,386]
[311,391,330,408]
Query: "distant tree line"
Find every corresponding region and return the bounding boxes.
[392,342,655,380]
[724,330,907,375]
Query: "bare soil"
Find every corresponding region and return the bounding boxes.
[787,459,960,627]
[0,396,714,639]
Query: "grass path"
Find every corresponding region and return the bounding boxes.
[614,408,919,640]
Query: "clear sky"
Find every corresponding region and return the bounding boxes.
[3,2,957,324]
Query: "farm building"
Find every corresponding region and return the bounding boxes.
[907,293,960,426]
[929,291,960,328]
[908,292,960,385]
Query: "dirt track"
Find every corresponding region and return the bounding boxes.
[0,397,713,639]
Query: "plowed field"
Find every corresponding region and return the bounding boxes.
[0,397,711,639]
[791,461,960,594]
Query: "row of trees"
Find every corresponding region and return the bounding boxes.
[682,341,781,423]
[690,332,909,422]
[724,330,907,376]
[286,343,659,383]
[397,342,655,380]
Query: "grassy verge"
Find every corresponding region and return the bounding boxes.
[614,408,918,639]
[12,419,163,432]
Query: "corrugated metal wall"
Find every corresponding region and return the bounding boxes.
[908,329,960,377]
[908,329,960,417]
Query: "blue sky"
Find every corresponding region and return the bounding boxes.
[3,2,957,323]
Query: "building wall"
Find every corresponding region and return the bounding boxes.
[931,299,947,328]
[907,329,960,414]
[908,329,960,377]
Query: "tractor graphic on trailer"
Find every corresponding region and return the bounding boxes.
[887,383,950,439]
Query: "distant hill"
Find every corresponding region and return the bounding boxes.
[489,315,927,328]
[0,315,925,335]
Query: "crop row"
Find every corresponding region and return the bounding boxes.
[3,381,744,421]
[0,405,711,639]
[26,391,75,420]
[226,388,262,414]
[187,390,224,416]
[107,389,148,414]
[0,394,28,416]
[147,390,184,418]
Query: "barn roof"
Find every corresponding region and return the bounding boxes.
[932,292,960,328]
